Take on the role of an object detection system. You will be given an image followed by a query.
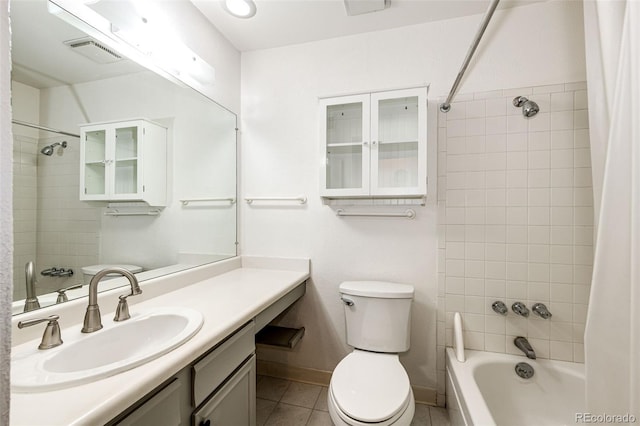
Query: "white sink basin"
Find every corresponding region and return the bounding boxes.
[12,307,203,392]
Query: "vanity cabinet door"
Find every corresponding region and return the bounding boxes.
[80,119,167,206]
[115,378,184,426]
[193,355,256,426]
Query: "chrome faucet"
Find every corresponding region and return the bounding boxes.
[23,261,41,312]
[514,336,536,359]
[512,302,530,317]
[81,268,141,333]
[532,303,552,319]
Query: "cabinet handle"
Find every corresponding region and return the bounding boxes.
[199,419,211,426]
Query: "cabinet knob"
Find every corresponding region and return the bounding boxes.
[363,141,368,146]
[372,140,377,145]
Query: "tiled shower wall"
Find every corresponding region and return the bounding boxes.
[12,134,38,300]
[435,82,593,404]
[35,136,100,294]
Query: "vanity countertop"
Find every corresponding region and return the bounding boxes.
[10,257,309,426]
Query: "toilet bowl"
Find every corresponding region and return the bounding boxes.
[81,264,143,285]
[328,350,415,426]
[329,281,415,426]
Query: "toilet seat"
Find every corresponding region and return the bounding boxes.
[330,350,412,424]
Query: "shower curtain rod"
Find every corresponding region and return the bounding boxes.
[11,119,80,138]
[439,0,500,113]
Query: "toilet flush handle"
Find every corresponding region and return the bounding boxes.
[341,297,354,307]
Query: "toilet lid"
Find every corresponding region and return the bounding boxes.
[81,264,143,275]
[331,351,411,423]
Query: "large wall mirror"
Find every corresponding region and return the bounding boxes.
[11,0,237,315]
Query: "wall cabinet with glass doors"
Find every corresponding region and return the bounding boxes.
[320,87,427,199]
[79,119,167,206]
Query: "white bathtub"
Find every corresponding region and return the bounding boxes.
[446,348,585,426]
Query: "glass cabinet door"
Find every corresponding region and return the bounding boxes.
[82,128,108,197]
[320,94,370,196]
[114,125,140,196]
[370,88,427,196]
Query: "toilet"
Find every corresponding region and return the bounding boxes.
[81,264,143,285]
[328,281,415,426]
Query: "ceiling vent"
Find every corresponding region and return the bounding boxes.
[343,0,390,16]
[64,37,123,64]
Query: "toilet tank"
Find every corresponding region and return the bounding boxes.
[340,281,414,353]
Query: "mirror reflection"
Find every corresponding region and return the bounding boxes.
[11,0,237,315]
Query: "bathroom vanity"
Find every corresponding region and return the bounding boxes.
[10,256,309,426]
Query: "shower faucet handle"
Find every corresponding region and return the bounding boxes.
[532,303,552,319]
[491,301,508,315]
[512,302,530,317]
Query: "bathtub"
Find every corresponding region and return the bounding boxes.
[446,348,585,426]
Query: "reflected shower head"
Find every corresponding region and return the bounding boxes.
[40,141,67,156]
[512,96,540,118]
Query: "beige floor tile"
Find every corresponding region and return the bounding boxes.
[257,376,291,402]
[411,403,432,426]
[257,398,278,426]
[280,381,322,408]
[307,410,333,426]
[314,387,329,412]
[264,403,312,426]
[429,406,451,426]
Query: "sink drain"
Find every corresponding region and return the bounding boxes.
[515,362,534,379]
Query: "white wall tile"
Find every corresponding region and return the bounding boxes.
[507,151,528,170]
[507,115,528,133]
[506,133,528,151]
[529,132,551,151]
[551,111,574,130]
[528,113,550,132]
[466,118,486,136]
[574,110,589,129]
[550,92,574,112]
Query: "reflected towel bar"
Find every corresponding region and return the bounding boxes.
[336,209,416,219]
[104,209,161,216]
[245,195,307,204]
[180,198,236,206]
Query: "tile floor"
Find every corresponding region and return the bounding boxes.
[256,375,451,426]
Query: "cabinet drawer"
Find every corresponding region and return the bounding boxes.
[192,321,255,407]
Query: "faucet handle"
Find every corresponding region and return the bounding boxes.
[18,315,63,350]
[512,302,530,317]
[56,284,83,303]
[491,301,508,315]
[114,294,132,322]
[532,302,552,319]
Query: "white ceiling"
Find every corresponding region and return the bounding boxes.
[192,0,548,52]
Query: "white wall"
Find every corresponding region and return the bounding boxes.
[240,0,586,402]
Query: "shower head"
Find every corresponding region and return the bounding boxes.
[512,96,540,118]
[40,141,67,156]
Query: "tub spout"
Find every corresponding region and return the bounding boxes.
[514,336,536,359]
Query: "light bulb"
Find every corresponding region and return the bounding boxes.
[223,0,256,18]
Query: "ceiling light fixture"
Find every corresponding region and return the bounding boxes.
[223,0,257,18]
